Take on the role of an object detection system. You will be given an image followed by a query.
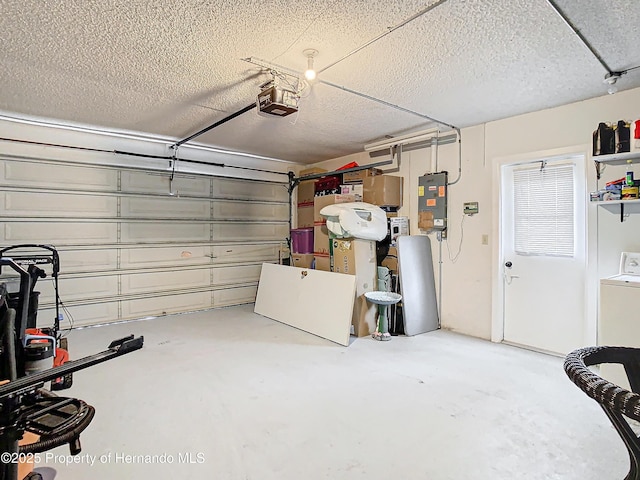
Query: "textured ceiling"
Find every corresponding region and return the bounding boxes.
[1,0,639,164]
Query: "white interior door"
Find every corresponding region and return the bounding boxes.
[501,155,586,355]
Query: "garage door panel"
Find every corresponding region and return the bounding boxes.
[4,222,117,244]
[120,171,210,196]
[214,286,257,307]
[37,275,119,303]
[212,178,288,202]
[38,301,120,328]
[214,223,288,242]
[1,160,116,191]
[1,156,286,325]
[58,249,118,273]
[121,197,210,219]
[121,222,210,243]
[121,269,210,294]
[121,245,209,268]
[211,244,280,263]
[212,265,261,285]
[122,292,211,318]
[213,200,289,221]
[1,191,117,217]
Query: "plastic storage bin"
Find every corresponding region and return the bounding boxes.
[291,228,314,254]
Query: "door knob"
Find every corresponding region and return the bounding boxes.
[505,261,512,268]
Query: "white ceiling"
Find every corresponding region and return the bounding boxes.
[1,0,639,164]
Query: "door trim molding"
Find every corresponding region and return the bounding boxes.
[491,144,596,346]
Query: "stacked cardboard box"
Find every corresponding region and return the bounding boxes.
[363,175,403,207]
[297,180,315,228]
[340,184,363,200]
[342,167,383,184]
[292,253,314,268]
[314,254,331,272]
[332,238,378,337]
[381,246,398,273]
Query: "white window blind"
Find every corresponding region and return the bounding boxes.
[513,163,574,257]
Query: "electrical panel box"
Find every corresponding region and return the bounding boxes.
[418,172,448,232]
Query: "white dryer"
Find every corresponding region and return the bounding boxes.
[599,252,640,389]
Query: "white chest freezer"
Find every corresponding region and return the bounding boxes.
[598,252,640,389]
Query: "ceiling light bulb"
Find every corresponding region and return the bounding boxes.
[303,49,318,81]
[305,68,316,81]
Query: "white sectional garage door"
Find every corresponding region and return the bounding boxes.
[0,157,289,327]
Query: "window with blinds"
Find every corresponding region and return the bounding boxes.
[513,162,575,257]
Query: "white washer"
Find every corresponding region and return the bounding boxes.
[599,252,640,389]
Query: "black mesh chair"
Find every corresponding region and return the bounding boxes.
[565,346,640,480]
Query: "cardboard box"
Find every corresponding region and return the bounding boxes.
[363,175,403,207]
[299,167,327,177]
[292,253,314,269]
[313,224,331,255]
[342,168,383,184]
[314,254,331,271]
[297,180,316,206]
[332,238,377,278]
[297,206,314,228]
[340,184,363,200]
[381,246,398,272]
[331,238,378,337]
[418,211,434,230]
[313,194,356,224]
[352,295,378,338]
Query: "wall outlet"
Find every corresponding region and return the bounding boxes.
[481,234,489,245]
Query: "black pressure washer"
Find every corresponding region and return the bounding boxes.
[0,253,143,480]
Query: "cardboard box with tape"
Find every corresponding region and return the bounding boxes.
[292,253,314,269]
[363,175,403,207]
[297,205,314,228]
[313,224,331,255]
[297,180,316,206]
[342,167,383,184]
[331,238,378,337]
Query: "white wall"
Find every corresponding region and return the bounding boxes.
[311,87,640,341]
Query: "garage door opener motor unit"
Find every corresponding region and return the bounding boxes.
[257,80,299,117]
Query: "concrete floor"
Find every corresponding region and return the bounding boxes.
[33,304,626,480]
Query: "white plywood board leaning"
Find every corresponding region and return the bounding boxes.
[254,263,356,346]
